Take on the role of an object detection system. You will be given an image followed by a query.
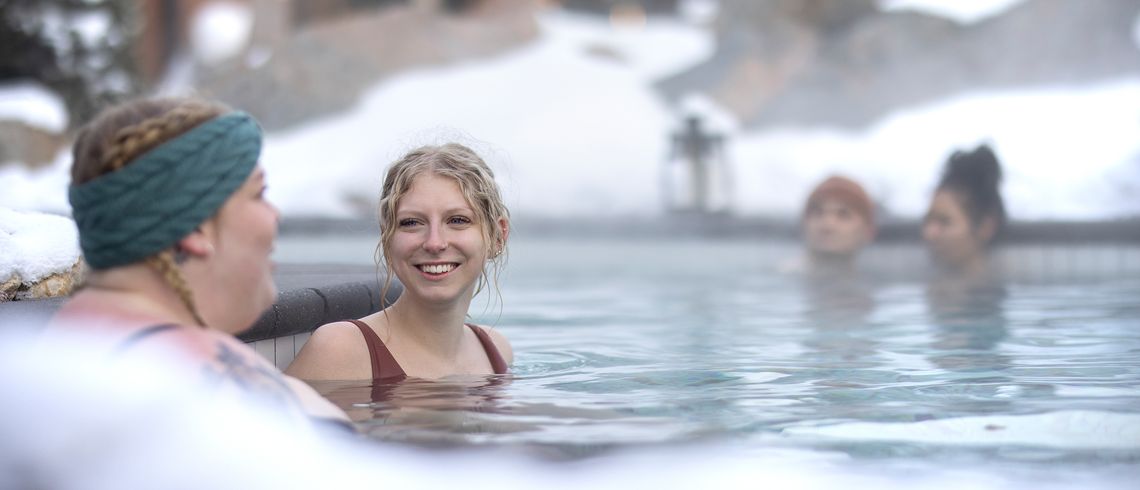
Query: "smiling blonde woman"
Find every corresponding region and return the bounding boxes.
[286,143,512,383]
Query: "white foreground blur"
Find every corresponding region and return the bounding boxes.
[0,326,1133,490]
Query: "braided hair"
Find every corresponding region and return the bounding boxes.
[72,98,229,327]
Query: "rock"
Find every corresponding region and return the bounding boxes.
[25,261,83,299]
[0,261,83,302]
[0,275,20,302]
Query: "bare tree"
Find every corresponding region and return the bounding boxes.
[1,0,142,129]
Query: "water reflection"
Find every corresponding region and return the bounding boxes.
[315,376,509,422]
[800,273,877,330]
[925,270,1009,367]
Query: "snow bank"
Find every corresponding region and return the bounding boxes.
[1,10,1137,221]
[879,0,1028,24]
[0,207,79,284]
[265,39,1139,220]
[262,10,714,217]
[0,82,68,133]
[0,150,72,214]
[730,80,1140,220]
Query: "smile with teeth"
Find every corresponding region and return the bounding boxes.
[418,263,457,275]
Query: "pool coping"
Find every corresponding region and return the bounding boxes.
[0,280,401,343]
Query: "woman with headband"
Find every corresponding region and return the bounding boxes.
[47,98,346,424]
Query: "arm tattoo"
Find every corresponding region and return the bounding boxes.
[202,342,299,409]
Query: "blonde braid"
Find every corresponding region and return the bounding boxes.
[102,106,220,172]
[145,250,207,327]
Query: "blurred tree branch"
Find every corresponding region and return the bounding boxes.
[0,0,142,129]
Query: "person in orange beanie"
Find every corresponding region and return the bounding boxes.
[797,175,877,276]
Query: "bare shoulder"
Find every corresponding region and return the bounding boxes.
[310,321,370,345]
[475,324,513,364]
[284,321,372,380]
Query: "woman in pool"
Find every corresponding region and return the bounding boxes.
[922,144,1010,353]
[286,143,512,381]
[48,97,345,422]
[922,144,1006,280]
[784,175,878,329]
[796,175,877,276]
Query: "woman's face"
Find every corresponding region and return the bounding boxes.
[204,167,279,333]
[387,173,493,307]
[922,190,987,269]
[803,197,873,259]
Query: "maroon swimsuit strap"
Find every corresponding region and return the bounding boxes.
[347,319,406,380]
[347,320,509,380]
[466,323,510,375]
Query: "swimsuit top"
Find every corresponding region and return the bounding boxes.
[345,319,509,381]
[112,323,181,355]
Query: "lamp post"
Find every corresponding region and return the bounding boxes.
[665,114,730,214]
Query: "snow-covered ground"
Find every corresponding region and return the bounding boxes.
[1,8,1138,223]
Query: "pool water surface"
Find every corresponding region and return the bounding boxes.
[282,237,1140,482]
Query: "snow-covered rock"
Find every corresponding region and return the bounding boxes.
[0,208,81,301]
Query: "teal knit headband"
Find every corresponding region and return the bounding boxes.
[69,111,262,269]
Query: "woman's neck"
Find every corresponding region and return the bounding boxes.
[939,252,990,283]
[807,251,857,276]
[62,266,202,327]
[383,295,473,357]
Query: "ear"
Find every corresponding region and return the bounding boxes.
[975,215,998,244]
[494,217,510,257]
[175,223,217,259]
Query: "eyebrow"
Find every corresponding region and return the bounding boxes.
[398,205,473,215]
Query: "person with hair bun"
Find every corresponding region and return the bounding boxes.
[286,143,512,384]
[922,144,1006,278]
[923,144,1010,359]
[48,97,346,424]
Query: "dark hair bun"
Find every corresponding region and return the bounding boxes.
[943,144,1002,193]
[938,143,1006,234]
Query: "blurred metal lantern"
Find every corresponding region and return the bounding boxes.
[664,114,731,214]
